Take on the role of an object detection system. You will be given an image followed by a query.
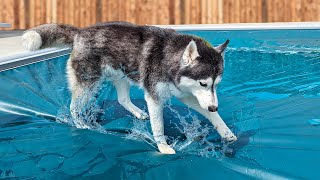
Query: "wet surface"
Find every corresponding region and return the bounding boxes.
[0,29,320,179]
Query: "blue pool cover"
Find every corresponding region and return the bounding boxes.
[0,29,320,179]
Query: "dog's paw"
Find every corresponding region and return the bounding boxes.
[157,144,176,154]
[139,111,149,120]
[223,132,237,143]
[134,111,149,120]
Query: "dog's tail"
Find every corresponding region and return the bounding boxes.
[22,23,79,51]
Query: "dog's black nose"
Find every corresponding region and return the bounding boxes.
[208,106,218,112]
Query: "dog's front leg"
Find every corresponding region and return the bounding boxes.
[179,96,237,143]
[145,93,176,154]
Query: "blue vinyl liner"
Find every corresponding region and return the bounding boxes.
[0,29,320,179]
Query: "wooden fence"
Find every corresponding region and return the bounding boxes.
[0,0,320,30]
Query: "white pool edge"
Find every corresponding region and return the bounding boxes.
[0,48,71,72]
[157,22,320,30]
[0,22,320,72]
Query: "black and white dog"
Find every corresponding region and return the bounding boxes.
[22,22,237,154]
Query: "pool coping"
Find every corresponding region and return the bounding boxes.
[0,48,71,72]
[157,22,320,30]
[0,22,319,72]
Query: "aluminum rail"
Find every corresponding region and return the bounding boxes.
[0,48,71,72]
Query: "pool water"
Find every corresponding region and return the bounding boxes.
[0,29,320,179]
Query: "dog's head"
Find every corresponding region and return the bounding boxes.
[176,39,229,112]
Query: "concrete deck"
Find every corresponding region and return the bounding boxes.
[0,31,26,59]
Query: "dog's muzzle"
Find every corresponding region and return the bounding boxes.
[208,106,218,112]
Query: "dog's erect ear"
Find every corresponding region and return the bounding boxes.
[181,40,199,66]
[215,39,230,54]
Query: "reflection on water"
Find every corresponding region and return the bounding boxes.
[0,32,320,179]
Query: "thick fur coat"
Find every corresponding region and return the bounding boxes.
[22,22,237,154]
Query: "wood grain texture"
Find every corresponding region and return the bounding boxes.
[1,0,320,30]
[174,0,181,24]
[18,0,26,29]
[79,0,86,27]
[29,0,35,27]
[217,0,223,23]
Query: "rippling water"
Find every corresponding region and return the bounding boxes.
[0,29,320,179]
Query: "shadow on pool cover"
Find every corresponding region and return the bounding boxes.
[0,48,319,179]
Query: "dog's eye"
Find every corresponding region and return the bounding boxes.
[199,82,207,87]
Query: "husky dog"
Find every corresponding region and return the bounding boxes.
[22,22,237,154]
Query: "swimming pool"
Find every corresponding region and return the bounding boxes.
[0,23,320,179]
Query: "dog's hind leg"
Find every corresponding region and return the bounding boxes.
[179,96,237,143]
[67,57,100,128]
[113,79,149,120]
[145,93,176,154]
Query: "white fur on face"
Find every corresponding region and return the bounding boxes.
[212,75,222,108]
[179,76,217,110]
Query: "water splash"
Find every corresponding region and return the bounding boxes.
[54,79,233,158]
[125,118,156,148]
[56,86,108,134]
[165,101,220,158]
[125,100,223,158]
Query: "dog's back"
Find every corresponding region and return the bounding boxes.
[23,22,178,85]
